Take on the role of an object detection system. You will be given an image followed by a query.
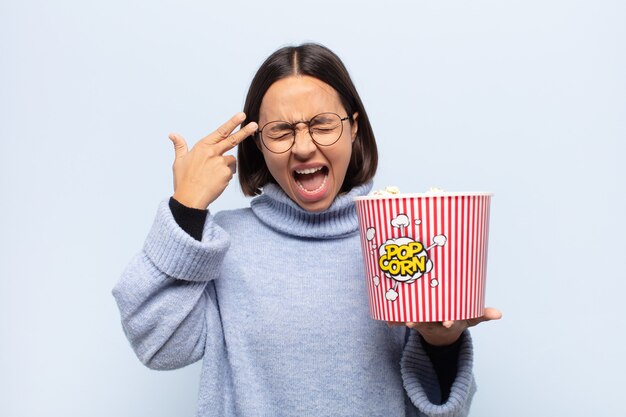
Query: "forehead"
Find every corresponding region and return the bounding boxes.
[259,75,344,123]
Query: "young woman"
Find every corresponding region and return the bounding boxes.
[113,43,500,417]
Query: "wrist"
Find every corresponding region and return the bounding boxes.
[420,332,464,349]
[172,191,209,210]
[419,331,463,347]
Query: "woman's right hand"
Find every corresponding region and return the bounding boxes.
[168,112,258,210]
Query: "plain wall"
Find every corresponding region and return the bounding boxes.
[1,0,624,416]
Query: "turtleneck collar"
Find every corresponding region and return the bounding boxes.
[250,181,373,239]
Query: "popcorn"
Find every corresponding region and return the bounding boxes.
[371,186,445,196]
[371,186,401,196]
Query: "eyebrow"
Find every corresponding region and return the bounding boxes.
[266,113,335,124]
[269,121,293,128]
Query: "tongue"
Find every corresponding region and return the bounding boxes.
[296,170,326,191]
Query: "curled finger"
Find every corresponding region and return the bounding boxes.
[223,155,237,175]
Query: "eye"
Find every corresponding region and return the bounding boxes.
[310,121,339,133]
[265,122,293,139]
[310,114,340,130]
[272,132,293,141]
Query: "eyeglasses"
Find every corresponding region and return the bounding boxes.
[256,112,351,154]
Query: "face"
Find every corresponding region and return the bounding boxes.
[258,75,358,212]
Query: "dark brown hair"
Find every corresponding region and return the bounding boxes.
[238,43,378,196]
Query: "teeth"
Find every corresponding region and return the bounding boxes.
[296,173,328,194]
[295,167,323,175]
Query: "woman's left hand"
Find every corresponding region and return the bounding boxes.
[387,307,502,346]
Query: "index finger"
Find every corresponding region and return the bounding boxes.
[202,112,247,145]
[214,121,258,154]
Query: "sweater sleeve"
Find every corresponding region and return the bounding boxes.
[421,334,462,403]
[401,330,476,417]
[112,197,230,370]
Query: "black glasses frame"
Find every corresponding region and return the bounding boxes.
[256,112,351,154]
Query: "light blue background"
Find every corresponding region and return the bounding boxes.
[1,0,624,416]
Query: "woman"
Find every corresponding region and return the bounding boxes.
[113,43,500,417]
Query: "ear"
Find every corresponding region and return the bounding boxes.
[351,112,359,143]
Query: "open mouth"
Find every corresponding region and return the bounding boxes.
[293,166,329,194]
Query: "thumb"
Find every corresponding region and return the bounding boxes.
[168,133,188,159]
[466,307,503,327]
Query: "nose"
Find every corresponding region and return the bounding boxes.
[291,124,317,160]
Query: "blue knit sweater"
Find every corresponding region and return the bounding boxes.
[112,182,476,416]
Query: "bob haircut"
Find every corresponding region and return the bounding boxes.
[238,43,378,196]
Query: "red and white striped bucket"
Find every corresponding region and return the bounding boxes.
[354,192,493,322]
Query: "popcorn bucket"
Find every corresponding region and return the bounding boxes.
[354,192,493,322]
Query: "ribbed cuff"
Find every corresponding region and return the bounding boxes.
[401,330,476,417]
[420,334,462,403]
[142,198,230,282]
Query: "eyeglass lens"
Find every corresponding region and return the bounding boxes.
[261,113,344,153]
